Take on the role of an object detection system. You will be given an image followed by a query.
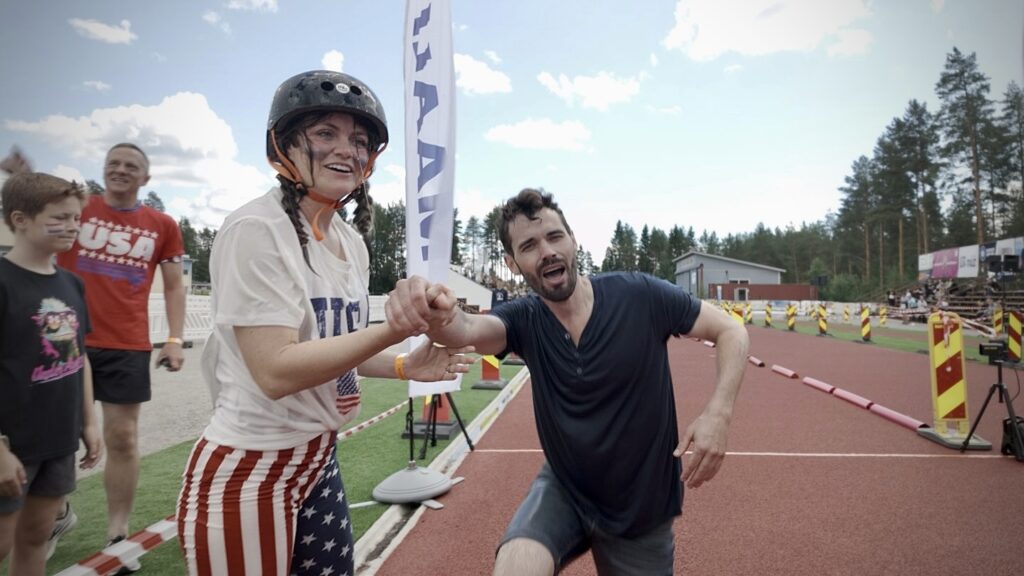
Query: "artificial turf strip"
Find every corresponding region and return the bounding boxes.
[29,363,521,576]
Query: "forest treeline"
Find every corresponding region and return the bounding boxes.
[153,47,1021,303]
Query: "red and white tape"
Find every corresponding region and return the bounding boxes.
[338,400,406,440]
[55,515,176,576]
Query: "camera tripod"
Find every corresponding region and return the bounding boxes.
[960,357,1024,461]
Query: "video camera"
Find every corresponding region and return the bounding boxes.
[979,340,1009,364]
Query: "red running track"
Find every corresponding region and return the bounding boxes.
[374,326,1024,575]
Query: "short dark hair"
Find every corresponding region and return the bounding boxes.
[2,172,85,231]
[497,188,572,255]
[107,142,150,175]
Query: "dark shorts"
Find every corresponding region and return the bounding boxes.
[0,452,77,515]
[500,463,675,575]
[88,347,152,404]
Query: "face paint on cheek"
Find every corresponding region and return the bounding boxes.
[44,222,66,235]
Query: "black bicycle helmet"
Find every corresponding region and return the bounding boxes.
[266,70,388,161]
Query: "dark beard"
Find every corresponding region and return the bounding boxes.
[524,257,578,302]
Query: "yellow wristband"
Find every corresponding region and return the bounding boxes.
[395,353,408,380]
[166,337,184,346]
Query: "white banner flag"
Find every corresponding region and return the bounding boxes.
[404,0,459,397]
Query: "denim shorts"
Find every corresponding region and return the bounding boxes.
[0,452,77,514]
[499,463,675,575]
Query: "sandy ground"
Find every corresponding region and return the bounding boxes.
[77,345,212,479]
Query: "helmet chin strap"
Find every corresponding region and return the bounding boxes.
[269,130,381,241]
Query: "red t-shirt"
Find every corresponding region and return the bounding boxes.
[57,195,185,351]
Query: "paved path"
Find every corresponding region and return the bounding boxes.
[77,346,212,478]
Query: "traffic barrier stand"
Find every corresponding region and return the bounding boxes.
[786,303,796,331]
[994,304,1004,335]
[802,377,835,394]
[747,355,765,367]
[918,311,991,450]
[843,305,850,323]
[817,303,828,336]
[1008,310,1022,362]
[764,303,773,328]
[745,303,753,324]
[56,515,176,576]
[729,304,744,325]
[472,354,507,390]
[879,305,888,326]
[859,305,872,343]
[771,364,798,379]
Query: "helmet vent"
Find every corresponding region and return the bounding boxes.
[350,85,363,96]
[320,81,335,91]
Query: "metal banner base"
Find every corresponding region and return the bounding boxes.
[402,420,458,440]
[917,428,991,450]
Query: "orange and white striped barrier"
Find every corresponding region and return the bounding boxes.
[56,515,176,576]
[918,311,990,450]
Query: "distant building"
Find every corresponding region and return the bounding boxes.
[674,251,817,301]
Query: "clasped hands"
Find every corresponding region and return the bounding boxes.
[385,275,459,339]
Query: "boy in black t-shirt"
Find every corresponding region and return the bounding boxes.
[0,172,102,574]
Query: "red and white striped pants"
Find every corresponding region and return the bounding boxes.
[176,431,336,575]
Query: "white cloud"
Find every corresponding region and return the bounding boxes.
[453,53,512,95]
[931,0,945,13]
[827,28,872,56]
[152,52,167,62]
[68,18,137,45]
[368,164,405,207]
[484,50,502,65]
[724,64,744,74]
[82,80,112,92]
[650,53,659,67]
[485,118,591,151]
[227,0,278,12]
[662,0,872,61]
[4,92,273,229]
[202,11,231,35]
[537,71,640,111]
[322,50,344,72]
[52,165,86,184]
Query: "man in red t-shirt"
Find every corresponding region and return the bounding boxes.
[54,143,186,572]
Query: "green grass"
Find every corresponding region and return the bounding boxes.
[24,363,521,575]
[754,318,994,363]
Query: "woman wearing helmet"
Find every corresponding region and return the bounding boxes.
[175,70,473,575]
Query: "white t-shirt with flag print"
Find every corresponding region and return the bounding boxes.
[201,187,370,451]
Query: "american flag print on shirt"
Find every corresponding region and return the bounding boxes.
[335,370,361,416]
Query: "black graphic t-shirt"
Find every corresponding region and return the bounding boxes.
[0,258,91,462]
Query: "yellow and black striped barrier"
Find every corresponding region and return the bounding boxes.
[817,303,828,336]
[786,303,796,331]
[879,306,887,326]
[1009,310,1022,363]
[860,305,871,342]
[764,303,772,328]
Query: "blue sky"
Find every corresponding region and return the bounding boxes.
[1,0,1021,261]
